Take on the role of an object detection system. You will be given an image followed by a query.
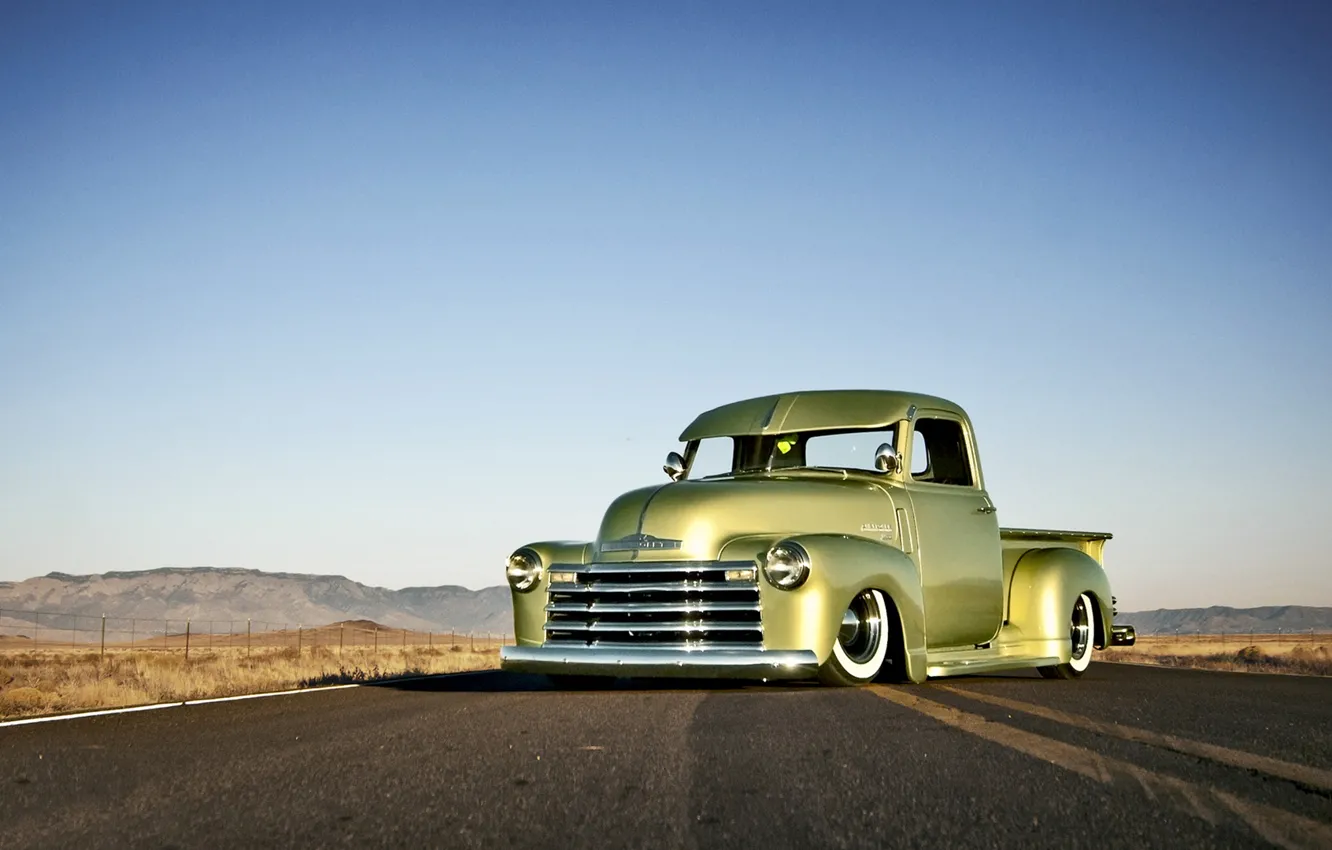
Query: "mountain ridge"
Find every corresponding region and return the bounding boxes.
[0,566,511,633]
[1118,605,1332,635]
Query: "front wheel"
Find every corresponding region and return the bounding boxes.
[818,589,891,686]
[1038,593,1095,679]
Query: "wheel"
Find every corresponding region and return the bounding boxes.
[818,589,891,686]
[1038,592,1095,679]
[546,674,616,690]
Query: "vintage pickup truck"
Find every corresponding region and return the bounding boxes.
[500,390,1135,685]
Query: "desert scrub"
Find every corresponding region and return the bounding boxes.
[1102,643,1332,677]
[0,645,498,720]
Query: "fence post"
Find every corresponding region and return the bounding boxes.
[374,628,379,655]
[247,619,252,658]
[185,620,191,661]
[34,610,39,646]
[72,616,77,648]
[402,628,407,649]
[297,625,302,657]
[428,631,432,649]
[130,618,135,649]
[339,624,344,658]
[470,632,474,652]
[101,614,107,659]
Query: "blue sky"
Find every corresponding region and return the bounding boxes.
[2,2,1329,609]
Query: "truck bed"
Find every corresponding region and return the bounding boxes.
[1000,527,1112,566]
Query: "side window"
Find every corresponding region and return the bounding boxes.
[911,430,929,476]
[689,438,734,478]
[910,418,974,487]
[804,428,896,472]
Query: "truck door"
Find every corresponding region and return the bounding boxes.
[903,413,1003,648]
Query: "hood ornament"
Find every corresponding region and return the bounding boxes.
[600,533,683,552]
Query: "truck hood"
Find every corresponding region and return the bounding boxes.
[594,473,896,562]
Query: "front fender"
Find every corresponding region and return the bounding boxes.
[508,541,593,646]
[1007,548,1112,657]
[721,534,927,683]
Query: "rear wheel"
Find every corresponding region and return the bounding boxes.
[818,589,891,686]
[1038,593,1095,679]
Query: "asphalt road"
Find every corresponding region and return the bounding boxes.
[2,662,1330,850]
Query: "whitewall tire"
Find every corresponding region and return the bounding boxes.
[818,589,891,686]
[1039,592,1095,680]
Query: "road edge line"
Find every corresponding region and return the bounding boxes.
[0,668,497,729]
[0,701,184,728]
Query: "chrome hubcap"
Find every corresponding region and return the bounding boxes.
[1070,596,1091,660]
[838,591,882,665]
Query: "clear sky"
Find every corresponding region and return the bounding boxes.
[2,2,1329,609]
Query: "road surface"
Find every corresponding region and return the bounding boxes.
[2,663,1330,849]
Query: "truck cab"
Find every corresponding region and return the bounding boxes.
[501,390,1135,685]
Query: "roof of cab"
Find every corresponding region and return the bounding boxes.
[678,390,967,441]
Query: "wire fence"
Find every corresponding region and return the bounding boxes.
[1129,628,1327,642]
[1111,629,1331,655]
[0,606,510,659]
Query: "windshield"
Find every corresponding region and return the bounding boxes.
[686,426,897,478]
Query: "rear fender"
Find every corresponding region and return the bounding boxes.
[721,534,927,683]
[1007,548,1112,656]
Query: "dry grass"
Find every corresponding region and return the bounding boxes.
[0,644,498,720]
[1102,633,1332,676]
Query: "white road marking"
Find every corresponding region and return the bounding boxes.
[0,670,492,729]
[871,686,1332,850]
[0,702,183,728]
[939,685,1332,793]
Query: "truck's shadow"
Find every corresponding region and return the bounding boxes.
[369,670,821,693]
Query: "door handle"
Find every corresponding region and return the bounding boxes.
[976,505,997,514]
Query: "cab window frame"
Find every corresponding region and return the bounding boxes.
[906,413,980,489]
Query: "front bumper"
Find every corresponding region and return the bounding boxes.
[1111,624,1136,646]
[500,645,820,680]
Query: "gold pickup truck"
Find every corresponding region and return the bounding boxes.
[500,390,1135,685]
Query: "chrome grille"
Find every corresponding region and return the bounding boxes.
[544,561,762,649]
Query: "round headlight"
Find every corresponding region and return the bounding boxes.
[763,541,810,590]
[505,548,543,592]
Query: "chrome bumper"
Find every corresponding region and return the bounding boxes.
[1111,624,1137,646]
[500,645,820,680]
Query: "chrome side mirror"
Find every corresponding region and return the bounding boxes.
[664,451,686,481]
[874,443,901,474]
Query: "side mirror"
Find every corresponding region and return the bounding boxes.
[873,443,901,474]
[664,451,686,481]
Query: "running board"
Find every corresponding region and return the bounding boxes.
[926,656,1060,678]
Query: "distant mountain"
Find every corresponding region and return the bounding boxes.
[0,567,512,634]
[1119,606,1332,635]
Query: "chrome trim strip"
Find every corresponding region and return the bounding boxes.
[549,581,748,594]
[545,601,761,614]
[925,656,1061,678]
[500,646,818,680]
[556,561,756,575]
[544,621,762,634]
[546,640,764,651]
